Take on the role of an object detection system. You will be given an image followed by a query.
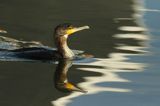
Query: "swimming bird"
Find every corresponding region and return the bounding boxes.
[0,23,90,60]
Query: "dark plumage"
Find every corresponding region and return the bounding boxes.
[0,23,90,60]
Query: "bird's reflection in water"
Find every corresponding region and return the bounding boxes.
[54,59,87,93]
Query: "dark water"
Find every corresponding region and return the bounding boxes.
[0,0,159,106]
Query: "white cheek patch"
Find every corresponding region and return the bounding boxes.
[64,34,68,38]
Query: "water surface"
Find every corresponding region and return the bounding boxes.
[0,0,159,106]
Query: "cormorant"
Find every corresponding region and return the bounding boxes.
[0,23,90,60]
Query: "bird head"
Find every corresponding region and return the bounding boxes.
[54,23,90,38]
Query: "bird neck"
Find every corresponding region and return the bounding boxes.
[55,36,75,58]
